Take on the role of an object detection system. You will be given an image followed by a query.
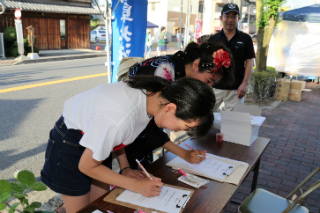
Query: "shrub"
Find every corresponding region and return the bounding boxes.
[4,27,16,43]
[0,170,51,213]
[10,47,20,57]
[249,70,282,103]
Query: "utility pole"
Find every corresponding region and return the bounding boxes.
[104,0,111,84]
[178,0,182,50]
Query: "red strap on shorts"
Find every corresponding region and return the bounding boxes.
[80,131,127,151]
[112,143,127,151]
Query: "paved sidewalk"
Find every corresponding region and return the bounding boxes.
[0,44,107,67]
[0,42,182,67]
[225,83,320,213]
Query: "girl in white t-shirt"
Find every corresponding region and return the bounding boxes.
[41,75,215,212]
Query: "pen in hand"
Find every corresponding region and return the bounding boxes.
[136,159,153,180]
[178,140,211,159]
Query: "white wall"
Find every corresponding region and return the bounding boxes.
[147,0,168,42]
[202,0,213,34]
[167,0,199,14]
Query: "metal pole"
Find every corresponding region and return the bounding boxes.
[184,0,190,46]
[105,0,111,83]
[178,0,182,50]
[247,4,250,25]
[111,0,121,16]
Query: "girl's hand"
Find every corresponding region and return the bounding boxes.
[135,177,163,197]
[122,168,147,180]
[185,150,206,164]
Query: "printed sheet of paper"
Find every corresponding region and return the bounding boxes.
[116,185,191,213]
[166,153,237,181]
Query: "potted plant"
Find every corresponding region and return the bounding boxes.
[0,170,53,213]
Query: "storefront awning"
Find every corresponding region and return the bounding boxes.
[0,0,100,15]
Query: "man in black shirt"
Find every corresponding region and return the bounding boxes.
[208,3,255,111]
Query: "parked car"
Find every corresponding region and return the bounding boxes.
[90,30,107,43]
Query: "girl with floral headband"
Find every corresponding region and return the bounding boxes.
[122,42,235,174]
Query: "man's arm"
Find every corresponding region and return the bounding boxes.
[237,58,253,99]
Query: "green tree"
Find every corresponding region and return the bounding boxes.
[255,0,285,72]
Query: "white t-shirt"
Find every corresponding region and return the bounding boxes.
[62,82,152,161]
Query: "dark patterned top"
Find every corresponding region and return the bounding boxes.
[125,51,186,168]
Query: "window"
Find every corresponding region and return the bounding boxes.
[190,6,193,14]
[60,20,66,40]
[151,2,156,11]
[99,31,106,34]
[199,5,204,13]
[91,31,97,34]
[216,5,223,13]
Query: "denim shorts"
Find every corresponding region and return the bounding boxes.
[158,45,167,52]
[41,116,112,196]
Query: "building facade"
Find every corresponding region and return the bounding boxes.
[0,0,99,50]
[146,0,256,43]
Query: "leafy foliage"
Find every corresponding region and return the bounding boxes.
[0,170,49,213]
[3,27,39,57]
[249,69,282,103]
[90,20,100,30]
[257,0,285,28]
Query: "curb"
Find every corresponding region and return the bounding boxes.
[9,53,106,66]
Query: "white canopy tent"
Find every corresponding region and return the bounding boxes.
[267,4,320,78]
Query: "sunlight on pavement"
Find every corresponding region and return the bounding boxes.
[0,73,108,93]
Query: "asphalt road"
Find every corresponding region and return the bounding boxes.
[0,57,109,206]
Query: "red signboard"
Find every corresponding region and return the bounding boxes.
[195,20,201,43]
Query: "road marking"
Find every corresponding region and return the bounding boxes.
[0,73,108,93]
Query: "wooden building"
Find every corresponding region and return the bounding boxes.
[0,0,99,50]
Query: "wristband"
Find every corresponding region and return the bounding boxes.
[119,166,131,174]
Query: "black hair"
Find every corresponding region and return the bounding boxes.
[161,27,166,31]
[126,75,215,138]
[182,41,235,87]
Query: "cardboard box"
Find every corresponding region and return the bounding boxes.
[274,79,290,101]
[291,80,306,89]
[220,105,265,146]
[288,81,303,101]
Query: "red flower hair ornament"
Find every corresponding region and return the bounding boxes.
[212,49,231,69]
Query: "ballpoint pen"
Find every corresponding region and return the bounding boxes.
[136,159,153,180]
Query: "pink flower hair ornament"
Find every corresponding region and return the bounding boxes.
[212,49,231,69]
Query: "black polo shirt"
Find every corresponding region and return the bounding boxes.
[208,29,255,90]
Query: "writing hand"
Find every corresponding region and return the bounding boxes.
[135,178,163,197]
[122,168,146,180]
[185,150,206,164]
[237,83,247,99]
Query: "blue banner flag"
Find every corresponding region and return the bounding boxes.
[111,0,147,82]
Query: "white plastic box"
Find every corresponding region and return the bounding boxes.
[219,105,265,146]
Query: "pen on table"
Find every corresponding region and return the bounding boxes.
[135,159,153,180]
[106,210,114,213]
[178,168,193,177]
[178,140,211,159]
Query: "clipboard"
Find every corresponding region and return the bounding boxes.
[103,184,194,213]
[167,153,249,185]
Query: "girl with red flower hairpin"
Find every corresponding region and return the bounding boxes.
[123,41,235,175]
